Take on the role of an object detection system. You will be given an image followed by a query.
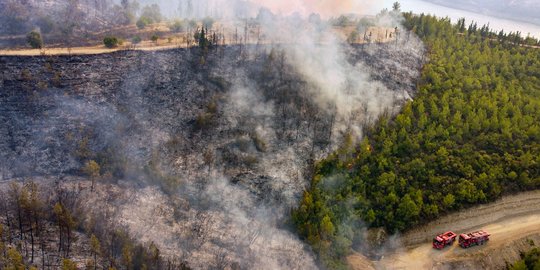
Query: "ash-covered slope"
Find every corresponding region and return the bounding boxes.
[0,39,424,268]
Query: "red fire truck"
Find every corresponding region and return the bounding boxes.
[432,231,457,249]
[458,230,490,248]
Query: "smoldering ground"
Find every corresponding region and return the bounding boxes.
[0,4,425,270]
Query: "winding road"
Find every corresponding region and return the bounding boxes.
[349,190,540,269]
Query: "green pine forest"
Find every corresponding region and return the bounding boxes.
[510,244,540,270]
[292,13,540,268]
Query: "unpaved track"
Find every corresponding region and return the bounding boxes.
[0,26,396,56]
[377,213,540,269]
[0,43,187,56]
[401,190,540,247]
[349,190,540,270]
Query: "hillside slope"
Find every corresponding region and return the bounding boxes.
[293,12,540,269]
[0,40,424,269]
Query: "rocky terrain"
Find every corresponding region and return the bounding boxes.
[0,38,424,269]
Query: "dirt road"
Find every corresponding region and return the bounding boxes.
[349,190,540,270]
[0,26,396,56]
[0,42,187,56]
[378,213,540,269]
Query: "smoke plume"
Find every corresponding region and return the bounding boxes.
[0,1,425,269]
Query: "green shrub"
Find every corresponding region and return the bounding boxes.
[132,36,142,44]
[136,16,152,29]
[103,36,119,48]
[332,15,350,27]
[151,34,159,43]
[26,31,43,49]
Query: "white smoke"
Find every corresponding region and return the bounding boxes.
[149,0,380,19]
[0,2,425,270]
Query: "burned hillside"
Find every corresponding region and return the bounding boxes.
[0,39,424,269]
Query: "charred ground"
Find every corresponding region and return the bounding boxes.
[0,42,424,269]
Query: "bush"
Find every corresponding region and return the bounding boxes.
[348,30,359,43]
[26,31,43,49]
[82,160,101,178]
[136,16,152,29]
[103,36,119,48]
[332,15,351,27]
[131,36,142,44]
[151,34,159,43]
[62,259,77,270]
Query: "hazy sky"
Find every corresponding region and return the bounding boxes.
[138,0,540,36]
[254,0,379,16]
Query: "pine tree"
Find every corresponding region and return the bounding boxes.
[90,234,101,270]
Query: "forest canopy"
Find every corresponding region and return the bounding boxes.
[293,13,540,268]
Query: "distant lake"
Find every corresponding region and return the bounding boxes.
[397,0,540,38]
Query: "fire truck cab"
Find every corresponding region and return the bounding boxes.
[433,231,457,249]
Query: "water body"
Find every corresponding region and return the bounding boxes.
[387,0,540,38]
